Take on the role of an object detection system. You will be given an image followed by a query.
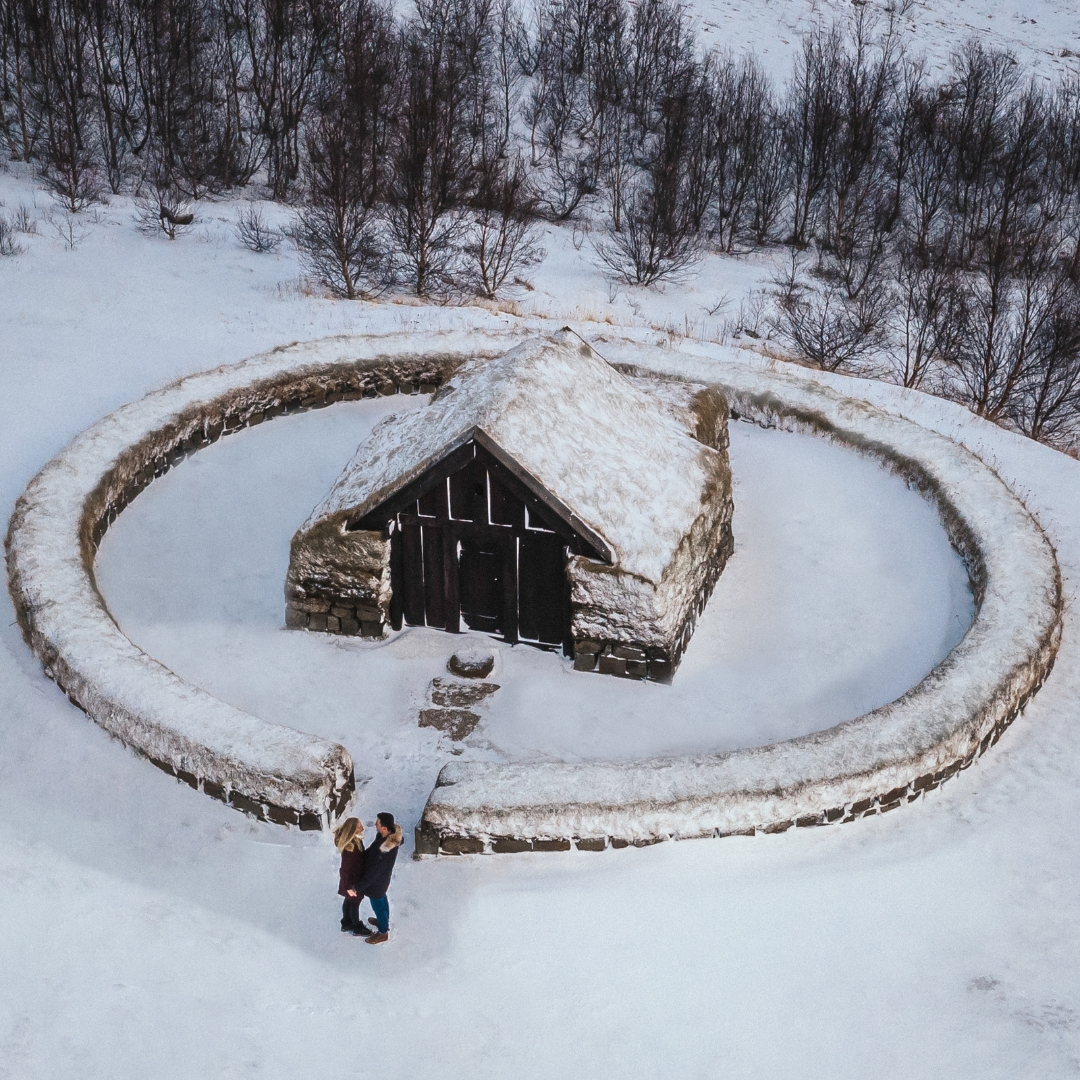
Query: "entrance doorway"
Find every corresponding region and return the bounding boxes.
[388,450,572,649]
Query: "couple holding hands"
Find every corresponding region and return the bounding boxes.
[335,812,403,944]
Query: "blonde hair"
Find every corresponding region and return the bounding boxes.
[334,817,363,853]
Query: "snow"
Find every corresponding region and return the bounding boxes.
[308,332,726,584]
[11,318,1050,841]
[2,138,1080,1077]
[687,0,1080,82]
[95,412,972,778]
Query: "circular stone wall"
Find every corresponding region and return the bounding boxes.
[4,329,1062,844]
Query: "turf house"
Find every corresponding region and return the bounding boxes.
[285,333,735,681]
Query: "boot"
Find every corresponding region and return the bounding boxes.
[365,931,389,944]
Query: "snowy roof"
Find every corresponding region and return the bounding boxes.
[307,333,725,583]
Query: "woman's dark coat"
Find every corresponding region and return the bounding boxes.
[338,843,365,897]
[355,825,403,898]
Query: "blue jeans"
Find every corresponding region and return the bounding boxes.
[368,894,389,934]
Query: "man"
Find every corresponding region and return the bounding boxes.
[355,812,403,944]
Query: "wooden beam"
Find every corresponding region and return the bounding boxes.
[501,536,518,644]
[442,526,460,633]
[347,439,476,531]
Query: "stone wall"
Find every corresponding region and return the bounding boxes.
[571,519,734,681]
[7,329,1062,844]
[6,337,477,828]
[414,339,1063,856]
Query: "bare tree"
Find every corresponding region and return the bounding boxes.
[464,150,544,297]
[384,0,483,295]
[772,252,884,370]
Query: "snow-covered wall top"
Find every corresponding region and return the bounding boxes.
[307,332,725,584]
[418,338,1063,847]
[4,326,1061,840]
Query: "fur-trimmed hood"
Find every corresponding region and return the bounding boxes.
[378,824,403,852]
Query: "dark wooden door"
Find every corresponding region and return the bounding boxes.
[389,444,572,650]
[459,538,502,632]
[518,531,568,645]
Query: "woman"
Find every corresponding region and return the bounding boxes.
[334,817,366,935]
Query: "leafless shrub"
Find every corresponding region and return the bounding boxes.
[135,185,196,241]
[593,189,702,286]
[11,204,38,233]
[234,203,282,253]
[771,253,884,370]
[46,207,92,249]
[0,214,25,255]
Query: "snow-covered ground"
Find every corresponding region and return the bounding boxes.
[3,110,1080,1077]
[690,0,1080,80]
[93,397,972,825]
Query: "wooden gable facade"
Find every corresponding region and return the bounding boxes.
[349,434,610,652]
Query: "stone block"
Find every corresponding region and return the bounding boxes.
[308,613,327,631]
[632,836,665,847]
[150,757,176,778]
[598,653,627,676]
[763,820,792,834]
[575,639,602,655]
[414,822,440,856]
[612,644,646,662]
[850,797,873,815]
[879,785,909,805]
[430,677,499,708]
[326,615,340,633]
[299,812,322,831]
[448,648,495,679]
[491,837,532,853]
[573,652,597,672]
[230,790,266,820]
[267,803,299,827]
[360,620,383,637]
[648,659,672,682]
[532,838,572,852]
[626,659,648,678]
[419,381,438,394]
[331,605,355,619]
[419,707,480,741]
[913,772,935,791]
[285,605,307,629]
[340,618,359,635]
[825,806,845,822]
[176,768,198,790]
[796,813,824,828]
[575,837,606,851]
[610,838,630,849]
[292,597,330,613]
[441,836,485,855]
[935,761,961,783]
[203,779,227,802]
[355,603,383,621]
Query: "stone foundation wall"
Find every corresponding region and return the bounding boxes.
[284,593,386,637]
[571,519,735,682]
